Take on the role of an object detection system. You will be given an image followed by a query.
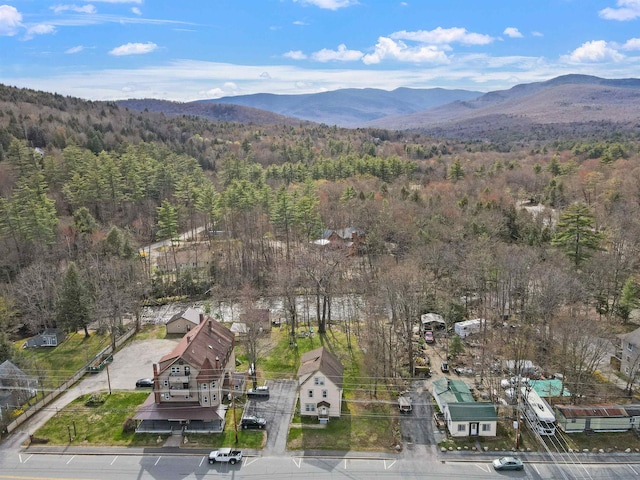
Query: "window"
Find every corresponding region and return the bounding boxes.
[202,384,207,390]
[482,423,490,432]
[305,404,316,412]
[211,381,217,388]
[457,424,466,432]
[164,393,170,400]
[308,390,314,398]
[625,366,630,374]
[628,343,634,352]
[203,396,208,404]
[314,377,325,386]
[163,379,168,387]
[322,390,328,398]
[171,366,180,374]
[212,394,217,402]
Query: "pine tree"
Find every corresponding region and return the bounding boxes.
[57,262,92,337]
[551,202,604,268]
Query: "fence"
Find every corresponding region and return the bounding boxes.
[5,326,137,434]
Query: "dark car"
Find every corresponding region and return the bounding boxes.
[492,456,524,471]
[240,415,267,429]
[136,378,154,388]
[247,386,269,399]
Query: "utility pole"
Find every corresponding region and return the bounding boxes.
[233,392,238,443]
[106,363,112,395]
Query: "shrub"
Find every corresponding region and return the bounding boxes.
[84,393,106,406]
[122,417,136,433]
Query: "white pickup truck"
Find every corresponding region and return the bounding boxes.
[208,448,243,465]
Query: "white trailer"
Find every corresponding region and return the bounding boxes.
[454,318,485,338]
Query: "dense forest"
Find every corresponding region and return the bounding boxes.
[1,84,640,415]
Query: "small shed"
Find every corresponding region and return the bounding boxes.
[555,405,632,433]
[454,319,485,338]
[166,307,201,335]
[23,328,66,348]
[503,359,537,376]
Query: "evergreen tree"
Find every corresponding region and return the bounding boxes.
[551,203,604,268]
[57,262,92,337]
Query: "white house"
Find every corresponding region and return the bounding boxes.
[165,307,201,335]
[297,347,344,423]
[432,378,497,437]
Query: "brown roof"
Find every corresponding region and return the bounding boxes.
[297,346,344,388]
[159,317,235,375]
[133,394,223,422]
[556,405,628,419]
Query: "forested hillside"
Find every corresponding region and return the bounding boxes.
[1,84,640,418]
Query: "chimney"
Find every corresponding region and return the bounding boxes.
[187,335,191,344]
[199,313,205,324]
[208,320,212,333]
[153,363,160,403]
[215,356,220,369]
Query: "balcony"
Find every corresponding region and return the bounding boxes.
[168,388,190,397]
[169,375,190,383]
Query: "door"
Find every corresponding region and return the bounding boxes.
[321,406,328,416]
[470,422,479,436]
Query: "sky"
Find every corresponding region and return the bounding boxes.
[1,0,640,102]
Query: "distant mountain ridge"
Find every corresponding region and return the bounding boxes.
[116,74,640,140]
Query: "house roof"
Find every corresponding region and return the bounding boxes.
[24,328,66,348]
[321,227,364,240]
[448,402,498,422]
[297,347,344,388]
[432,378,474,404]
[159,317,235,376]
[0,360,28,384]
[167,307,201,326]
[555,405,628,419]
[421,313,445,325]
[620,327,640,347]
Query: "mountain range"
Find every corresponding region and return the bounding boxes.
[117,74,640,140]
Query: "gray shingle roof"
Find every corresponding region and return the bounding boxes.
[297,347,344,388]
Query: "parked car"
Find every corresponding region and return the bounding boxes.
[136,378,154,388]
[492,456,524,471]
[440,361,449,373]
[247,385,269,399]
[240,415,267,429]
[208,448,242,464]
[424,330,434,344]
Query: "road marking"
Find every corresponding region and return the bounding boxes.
[110,456,118,465]
[243,457,260,466]
[66,456,75,465]
[199,457,205,467]
[629,465,638,475]
[474,464,490,472]
[292,457,302,468]
[344,459,348,469]
[384,460,396,470]
[154,456,161,466]
[533,464,540,475]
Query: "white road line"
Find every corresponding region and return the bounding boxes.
[533,464,540,475]
[66,455,75,464]
[292,457,302,468]
[384,460,397,470]
[154,456,161,466]
[243,457,260,466]
[110,456,118,465]
[344,459,348,469]
[199,457,205,467]
[474,464,490,472]
[629,465,638,475]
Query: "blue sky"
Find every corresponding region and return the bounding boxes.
[1,0,640,101]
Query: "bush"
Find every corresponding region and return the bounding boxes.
[84,393,106,406]
[122,417,136,433]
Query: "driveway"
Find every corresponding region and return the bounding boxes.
[243,379,298,454]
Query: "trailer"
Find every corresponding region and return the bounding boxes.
[87,352,113,373]
[454,319,485,338]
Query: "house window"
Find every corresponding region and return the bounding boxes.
[308,390,314,398]
[202,384,207,390]
[305,404,316,412]
[171,366,180,374]
[211,381,217,388]
[203,396,208,404]
[234,384,239,390]
[212,394,217,402]
[185,366,190,375]
[314,377,325,386]
[482,423,490,432]
[322,390,328,398]
[164,393,170,400]
[457,424,466,432]
[627,356,631,363]
[163,379,168,387]
[628,343,634,352]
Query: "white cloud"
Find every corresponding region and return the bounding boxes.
[362,37,449,64]
[52,4,97,14]
[293,20,308,25]
[0,5,22,36]
[311,44,363,62]
[284,50,307,60]
[503,27,523,38]
[390,27,493,46]
[599,0,640,20]
[400,2,408,6]
[532,31,543,37]
[131,7,142,15]
[109,42,158,56]
[293,0,358,10]
[65,45,84,54]
[621,38,640,50]
[25,24,56,38]
[564,40,624,63]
